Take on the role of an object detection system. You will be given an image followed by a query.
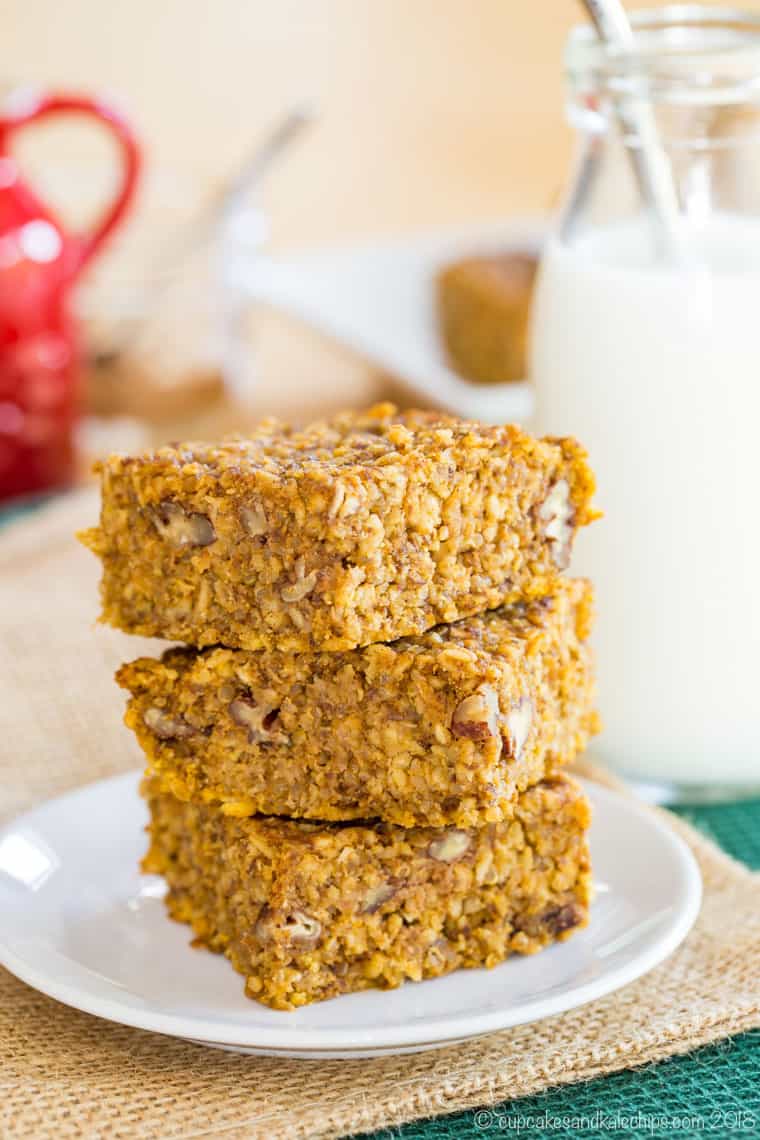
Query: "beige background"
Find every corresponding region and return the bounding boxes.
[1,0,756,422]
[1,0,580,243]
[1,18,759,1131]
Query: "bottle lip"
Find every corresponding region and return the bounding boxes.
[567,5,760,107]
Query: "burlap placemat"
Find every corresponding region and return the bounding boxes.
[1,491,759,1140]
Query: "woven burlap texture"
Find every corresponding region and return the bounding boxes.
[1,491,759,1140]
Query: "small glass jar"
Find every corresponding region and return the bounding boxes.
[530,6,760,802]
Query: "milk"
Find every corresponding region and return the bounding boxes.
[530,215,760,788]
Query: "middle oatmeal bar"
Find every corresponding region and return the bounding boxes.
[81,402,597,652]
[118,578,597,829]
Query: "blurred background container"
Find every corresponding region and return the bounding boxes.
[0,0,593,429]
[4,0,755,430]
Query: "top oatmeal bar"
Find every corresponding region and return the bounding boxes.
[81,403,597,652]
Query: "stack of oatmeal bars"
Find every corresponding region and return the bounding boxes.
[82,403,599,1010]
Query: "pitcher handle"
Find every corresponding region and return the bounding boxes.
[0,89,141,280]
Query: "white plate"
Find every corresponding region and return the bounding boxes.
[238,218,547,424]
[0,773,701,1059]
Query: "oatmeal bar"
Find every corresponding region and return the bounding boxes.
[119,579,596,828]
[437,253,538,384]
[81,403,597,652]
[142,773,592,1010]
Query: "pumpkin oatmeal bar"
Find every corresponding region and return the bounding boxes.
[119,579,596,829]
[81,403,597,653]
[142,773,592,1010]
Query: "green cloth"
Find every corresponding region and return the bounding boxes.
[359,799,760,1140]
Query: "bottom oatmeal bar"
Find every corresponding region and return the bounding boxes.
[142,774,592,1010]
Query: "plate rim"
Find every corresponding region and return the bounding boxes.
[0,771,702,1052]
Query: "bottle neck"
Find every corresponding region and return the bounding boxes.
[566,7,760,145]
[560,9,760,245]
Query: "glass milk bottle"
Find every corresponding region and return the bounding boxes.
[530,7,760,801]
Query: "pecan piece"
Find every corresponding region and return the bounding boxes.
[283,910,322,946]
[451,684,499,742]
[504,696,533,761]
[362,883,398,914]
[150,500,215,548]
[428,830,471,863]
[229,696,288,744]
[255,906,322,948]
[281,558,319,603]
[143,706,197,740]
[240,503,267,537]
[543,902,585,935]
[253,907,274,944]
[538,478,574,568]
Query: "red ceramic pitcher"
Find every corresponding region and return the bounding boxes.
[0,90,141,501]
